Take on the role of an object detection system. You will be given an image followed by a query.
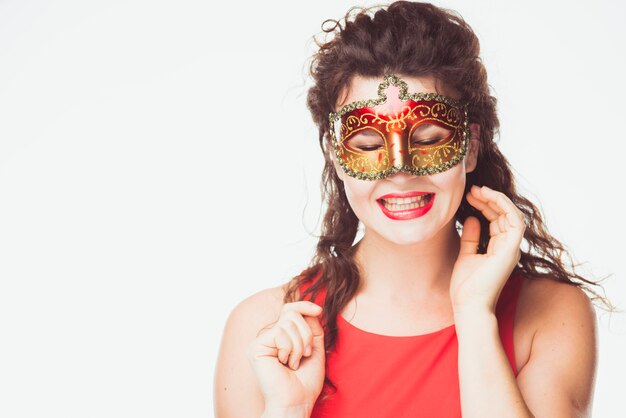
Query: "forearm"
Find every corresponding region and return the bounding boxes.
[454,308,534,418]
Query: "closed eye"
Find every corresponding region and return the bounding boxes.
[412,137,444,146]
[356,144,383,151]
[411,123,453,146]
[345,129,384,152]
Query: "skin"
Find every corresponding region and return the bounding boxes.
[214,74,598,417]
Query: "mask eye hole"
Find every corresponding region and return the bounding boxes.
[345,129,385,151]
[411,123,453,146]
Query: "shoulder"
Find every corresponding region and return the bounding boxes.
[228,276,307,326]
[516,276,598,416]
[232,283,289,323]
[519,276,597,331]
[219,282,290,350]
[518,275,598,356]
[213,283,289,417]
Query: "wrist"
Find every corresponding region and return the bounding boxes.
[452,302,495,318]
[453,306,498,337]
[261,403,311,418]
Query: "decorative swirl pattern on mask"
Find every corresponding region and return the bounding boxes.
[340,150,391,173]
[410,131,462,167]
[339,102,462,139]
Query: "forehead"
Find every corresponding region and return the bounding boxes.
[336,74,460,110]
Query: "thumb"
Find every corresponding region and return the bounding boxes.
[459,216,481,256]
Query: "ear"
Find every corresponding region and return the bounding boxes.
[465,123,480,173]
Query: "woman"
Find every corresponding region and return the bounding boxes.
[214,2,611,417]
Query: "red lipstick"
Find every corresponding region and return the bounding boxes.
[378,191,431,199]
[377,192,435,220]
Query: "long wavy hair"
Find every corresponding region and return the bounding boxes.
[280,0,614,400]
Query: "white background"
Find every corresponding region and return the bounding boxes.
[0,0,624,416]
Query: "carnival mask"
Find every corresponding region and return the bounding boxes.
[329,74,470,180]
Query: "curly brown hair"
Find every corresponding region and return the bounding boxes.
[279,0,615,400]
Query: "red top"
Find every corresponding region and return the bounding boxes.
[299,269,524,417]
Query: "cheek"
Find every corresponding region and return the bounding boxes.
[429,165,467,190]
[429,166,468,211]
[343,178,375,209]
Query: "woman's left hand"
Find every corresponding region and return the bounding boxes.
[449,185,526,315]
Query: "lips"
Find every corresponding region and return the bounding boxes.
[376,192,435,220]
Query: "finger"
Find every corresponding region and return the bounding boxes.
[481,187,525,231]
[479,187,518,220]
[273,327,293,365]
[474,187,506,216]
[304,316,325,352]
[472,186,505,215]
[285,310,314,358]
[459,216,481,255]
[304,315,325,353]
[477,188,527,242]
[279,319,305,370]
[479,187,527,232]
[486,200,505,217]
[506,208,525,229]
[281,301,323,318]
[489,218,501,237]
[280,301,324,364]
[498,214,509,234]
[281,301,322,358]
[467,188,499,221]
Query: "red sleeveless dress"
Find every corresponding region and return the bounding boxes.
[299,269,524,418]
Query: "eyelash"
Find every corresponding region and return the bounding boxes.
[356,137,442,151]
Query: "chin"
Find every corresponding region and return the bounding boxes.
[379,226,438,246]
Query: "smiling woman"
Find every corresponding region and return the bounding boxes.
[213,1,614,417]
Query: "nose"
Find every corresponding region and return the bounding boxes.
[385,169,420,184]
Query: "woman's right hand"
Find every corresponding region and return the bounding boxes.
[246,301,326,412]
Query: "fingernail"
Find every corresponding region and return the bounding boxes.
[293,359,300,369]
[305,345,312,356]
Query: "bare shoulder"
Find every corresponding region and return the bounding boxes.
[518,276,597,330]
[220,284,289,343]
[213,282,289,417]
[237,282,289,320]
[516,276,598,416]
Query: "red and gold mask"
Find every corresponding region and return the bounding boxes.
[329,74,470,180]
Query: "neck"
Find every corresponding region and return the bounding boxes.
[353,219,461,301]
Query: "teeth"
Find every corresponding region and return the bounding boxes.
[383,195,429,204]
[388,197,422,204]
[382,194,432,211]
